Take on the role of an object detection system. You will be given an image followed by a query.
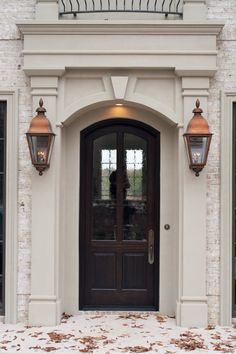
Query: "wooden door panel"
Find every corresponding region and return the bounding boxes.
[122,253,147,290]
[80,120,160,310]
[91,252,117,290]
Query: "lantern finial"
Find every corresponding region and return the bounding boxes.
[192,99,203,114]
[36,98,46,115]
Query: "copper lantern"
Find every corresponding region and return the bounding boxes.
[183,99,212,176]
[26,98,55,175]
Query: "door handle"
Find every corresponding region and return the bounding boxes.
[148,229,154,264]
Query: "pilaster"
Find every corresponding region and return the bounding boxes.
[28,76,61,326]
[36,0,58,20]
[176,77,209,327]
[183,0,206,21]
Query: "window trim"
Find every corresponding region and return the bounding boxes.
[221,91,236,324]
[0,91,18,323]
[232,103,236,318]
[0,101,7,315]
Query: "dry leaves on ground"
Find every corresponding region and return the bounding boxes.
[156,314,167,323]
[29,346,57,352]
[30,332,43,338]
[47,332,74,342]
[206,324,216,330]
[79,335,107,352]
[228,334,236,340]
[117,313,148,320]
[103,338,116,345]
[211,340,235,353]
[150,340,163,347]
[131,324,144,328]
[61,312,72,323]
[120,345,152,352]
[211,332,221,340]
[170,331,207,351]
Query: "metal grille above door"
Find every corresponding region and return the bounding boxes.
[59,0,183,17]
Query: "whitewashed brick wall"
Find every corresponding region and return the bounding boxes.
[0,0,36,322]
[0,0,234,324]
[207,0,236,324]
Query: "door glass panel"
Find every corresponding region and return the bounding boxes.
[92,134,117,240]
[123,134,147,241]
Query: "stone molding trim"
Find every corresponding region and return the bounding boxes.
[221,91,236,325]
[0,91,19,323]
[17,20,223,75]
[17,20,224,35]
[110,76,128,99]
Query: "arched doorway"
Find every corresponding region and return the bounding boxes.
[79,119,160,309]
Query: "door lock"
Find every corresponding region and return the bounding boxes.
[148,229,154,264]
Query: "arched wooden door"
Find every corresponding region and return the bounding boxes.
[80,119,160,309]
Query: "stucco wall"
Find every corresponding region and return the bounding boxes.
[0,0,36,322]
[207,0,236,324]
[0,0,234,324]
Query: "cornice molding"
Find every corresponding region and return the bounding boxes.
[175,67,217,77]
[17,20,224,36]
[22,67,217,78]
[22,50,218,55]
[23,68,65,76]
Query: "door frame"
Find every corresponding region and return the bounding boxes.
[0,91,18,323]
[79,118,160,310]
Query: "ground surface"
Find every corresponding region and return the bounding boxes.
[0,312,235,353]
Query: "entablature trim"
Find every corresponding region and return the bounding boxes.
[17,20,224,36]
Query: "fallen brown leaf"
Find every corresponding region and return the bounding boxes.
[103,339,116,345]
[211,340,235,353]
[131,324,144,328]
[170,331,207,351]
[206,324,216,330]
[120,346,152,352]
[47,332,73,342]
[43,347,57,352]
[156,314,167,323]
[211,333,221,340]
[61,312,72,323]
[117,313,148,320]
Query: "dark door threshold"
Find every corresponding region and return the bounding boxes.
[81,306,157,311]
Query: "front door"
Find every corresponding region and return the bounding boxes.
[80,119,160,309]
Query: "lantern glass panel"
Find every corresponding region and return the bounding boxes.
[29,135,50,164]
[47,135,55,163]
[189,136,208,165]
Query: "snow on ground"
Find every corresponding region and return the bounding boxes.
[0,312,235,353]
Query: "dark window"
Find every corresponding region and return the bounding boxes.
[0,102,6,315]
[233,103,236,317]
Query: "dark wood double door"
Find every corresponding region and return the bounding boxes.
[80,119,160,309]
